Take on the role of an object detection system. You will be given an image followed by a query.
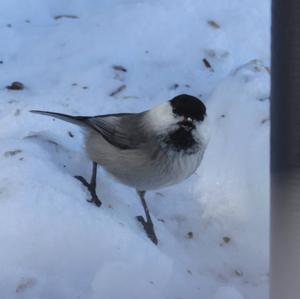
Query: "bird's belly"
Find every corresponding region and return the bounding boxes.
[106,150,203,191]
[85,131,203,191]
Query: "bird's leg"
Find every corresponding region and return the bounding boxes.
[136,190,158,245]
[74,162,102,207]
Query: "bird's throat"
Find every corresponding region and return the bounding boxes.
[163,127,199,153]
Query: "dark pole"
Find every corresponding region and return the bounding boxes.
[271,0,300,298]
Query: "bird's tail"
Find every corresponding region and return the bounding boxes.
[30,110,89,127]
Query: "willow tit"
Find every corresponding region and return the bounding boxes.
[31,94,209,244]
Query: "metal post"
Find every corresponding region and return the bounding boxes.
[271,0,300,298]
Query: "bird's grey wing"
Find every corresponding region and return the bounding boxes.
[84,113,148,150]
[30,110,148,150]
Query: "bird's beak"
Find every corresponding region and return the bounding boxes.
[180,117,195,131]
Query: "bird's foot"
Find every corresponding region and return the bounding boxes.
[74,175,102,207]
[136,215,158,245]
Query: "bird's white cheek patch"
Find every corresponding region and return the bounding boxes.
[146,102,179,132]
[196,117,211,145]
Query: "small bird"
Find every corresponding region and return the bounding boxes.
[31,94,209,244]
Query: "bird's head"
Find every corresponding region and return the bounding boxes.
[146,94,209,152]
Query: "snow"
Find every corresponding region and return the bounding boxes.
[213,286,245,299]
[0,0,270,298]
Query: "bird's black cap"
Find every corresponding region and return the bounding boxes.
[170,94,206,121]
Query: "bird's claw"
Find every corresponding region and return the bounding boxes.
[136,215,158,245]
[74,175,102,207]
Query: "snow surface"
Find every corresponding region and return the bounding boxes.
[0,0,270,298]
